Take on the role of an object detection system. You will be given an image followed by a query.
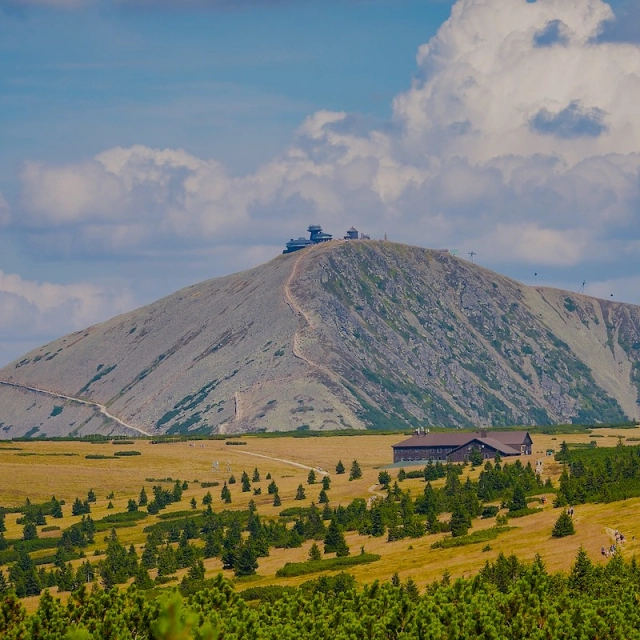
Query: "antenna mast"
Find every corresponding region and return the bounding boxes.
[468,251,476,264]
[579,281,586,294]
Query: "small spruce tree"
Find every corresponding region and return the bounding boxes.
[127,499,138,512]
[307,469,317,485]
[324,519,349,556]
[308,543,322,562]
[295,484,306,500]
[318,489,329,504]
[51,498,63,519]
[273,492,281,507]
[252,468,261,483]
[509,485,528,513]
[349,460,362,481]
[138,487,148,506]
[335,460,345,475]
[190,497,197,510]
[322,475,331,490]
[87,489,97,503]
[23,522,38,541]
[203,491,213,506]
[552,511,575,538]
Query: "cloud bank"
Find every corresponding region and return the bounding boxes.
[9,0,640,276]
[0,269,134,364]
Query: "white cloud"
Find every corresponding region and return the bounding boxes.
[7,0,640,275]
[0,270,135,343]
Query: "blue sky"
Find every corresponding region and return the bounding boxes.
[0,0,639,365]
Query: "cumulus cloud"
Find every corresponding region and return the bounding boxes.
[7,0,640,276]
[0,271,135,343]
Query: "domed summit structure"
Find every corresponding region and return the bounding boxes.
[283,224,333,254]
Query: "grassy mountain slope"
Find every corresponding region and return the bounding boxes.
[1,241,639,437]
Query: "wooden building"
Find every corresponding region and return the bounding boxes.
[392,430,533,463]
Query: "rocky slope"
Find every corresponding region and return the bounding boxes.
[1,241,640,438]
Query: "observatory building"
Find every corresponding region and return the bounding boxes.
[282,225,333,254]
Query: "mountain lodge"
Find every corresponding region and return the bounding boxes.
[392,429,533,464]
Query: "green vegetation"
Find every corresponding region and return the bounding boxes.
[2,551,640,638]
[275,552,381,577]
[430,526,514,549]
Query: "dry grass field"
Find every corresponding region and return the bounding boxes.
[1,426,639,610]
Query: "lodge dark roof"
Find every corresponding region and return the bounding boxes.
[393,430,531,454]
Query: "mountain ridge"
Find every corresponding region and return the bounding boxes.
[1,240,639,438]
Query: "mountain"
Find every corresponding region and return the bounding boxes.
[1,241,640,439]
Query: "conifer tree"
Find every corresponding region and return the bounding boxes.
[322,475,331,490]
[234,541,258,577]
[449,501,471,538]
[0,510,5,532]
[509,485,528,512]
[204,531,222,558]
[34,507,46,526]
[138,487,148,506]
[318,489,329,504]
[371,507,385,537]
[568,546,592,592]
[308,543,322,561]
[378,471,391,488]
[51,498,63,519]
[295,484,306,500]
[307,470,316,485]
[324,519,349,556]
[133,564,154,590]
[203,491,213,506]
[107,501,114,509]
[273,492,281,507]
[552,511,575,538]
[268,480,278,494]
[241,472,251,493]
[404,577,420,601]
[87,489,97,503]
[190,497,197,509]
[0,569,9,595]
[228,475,236,484]
[349,460,362,481]
[252,468,261,483]
[127,499,138,512]
[335,460,345,474]
[23,522,37,540]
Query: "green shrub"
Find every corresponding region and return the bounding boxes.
[431,526,514,549]
[275,553,380,578]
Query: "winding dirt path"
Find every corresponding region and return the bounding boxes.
[0,380,152,437]
[283,249,342,384]
[233,448,329,475]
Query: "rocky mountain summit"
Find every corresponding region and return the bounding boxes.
[1,241,640,438]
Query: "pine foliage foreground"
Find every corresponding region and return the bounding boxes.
[2,551,640,639]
